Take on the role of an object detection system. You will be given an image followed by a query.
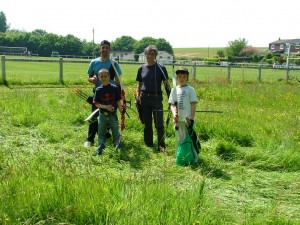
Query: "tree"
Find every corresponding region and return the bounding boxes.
[134,37,173,55]
[134,37,157,55]
[155,38,173,55]
[55,34,82,55]
[226,38,248,60]
[111,36,136,52]
[0,11,9,32]
[31,29,47,36]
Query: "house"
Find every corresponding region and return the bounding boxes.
[111,51,135,61]
[138,51,173,64]
[110,50,174,63]
[269,39,300,54]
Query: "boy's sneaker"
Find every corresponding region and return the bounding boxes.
[96,144,105,156]
[158,146,166,153]
[84,141,93,148]
[115,143,122,150]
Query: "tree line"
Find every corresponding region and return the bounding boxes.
[1,10,272,63]
[0,30,173,57]
[0,11,173,57]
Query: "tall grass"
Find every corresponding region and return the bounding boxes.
[0,63,300,224]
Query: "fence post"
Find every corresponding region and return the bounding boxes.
[286,68,289,81]
[258,66,262,81]
[193,63,196,80]
[227,64,231,81]
[59,57,63,83]
[1,55,6,83]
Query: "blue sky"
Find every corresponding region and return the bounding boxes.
[1,0,299,48]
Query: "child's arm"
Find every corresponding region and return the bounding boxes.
[170,104,179,129]
[95,102,114,112]
[191,102,197,120]
[170,104,177,118]
[187,102,197,130]
[117,100,124,114]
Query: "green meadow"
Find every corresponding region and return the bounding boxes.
[0,59,300,224]
[173,47,268,58]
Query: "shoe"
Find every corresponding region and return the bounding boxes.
[158,146,166,153]
[96,144,105,156]
[145,143,154,148]
[84,141,94,148]
[115,143,122,149]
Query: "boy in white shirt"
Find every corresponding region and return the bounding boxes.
[168,67,198,153]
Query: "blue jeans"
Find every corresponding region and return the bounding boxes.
[98,113,120,150]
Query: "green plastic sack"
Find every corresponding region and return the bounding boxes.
[176,134,197,166]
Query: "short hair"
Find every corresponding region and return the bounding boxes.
[98,68,110,76]
[144,45,158,57]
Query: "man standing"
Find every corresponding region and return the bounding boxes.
[135,45,171,152]
[84,40,122,147]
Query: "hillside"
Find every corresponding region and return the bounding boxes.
[173,47,268,59]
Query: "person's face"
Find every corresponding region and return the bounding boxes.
[146,50,156,63]
[177,73,188,86]
[99,71,110,85]
[100,44,111,57]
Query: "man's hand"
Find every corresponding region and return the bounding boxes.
[89,75,98,84]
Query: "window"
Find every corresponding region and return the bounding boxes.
[280,44,284,50]
[271,44,275,50]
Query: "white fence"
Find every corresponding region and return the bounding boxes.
[1,55,299,84]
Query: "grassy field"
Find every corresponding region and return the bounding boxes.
[1,58,297,86]
[173,47,268,58]
[0,59,300,224]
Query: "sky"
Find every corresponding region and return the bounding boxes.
[1,0,300,48]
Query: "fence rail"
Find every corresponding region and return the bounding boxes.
[1,55,299,84]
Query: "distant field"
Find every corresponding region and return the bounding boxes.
[173,47,224,58]
[173,47,268,59]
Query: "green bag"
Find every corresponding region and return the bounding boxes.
[176,134,198,166]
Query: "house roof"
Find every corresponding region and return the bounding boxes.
[270,39,300,44]
[289,39,300,44]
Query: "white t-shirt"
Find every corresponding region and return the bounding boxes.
[168,85,198,122]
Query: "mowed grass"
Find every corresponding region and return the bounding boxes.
[173,47,268,58]
[0,60,300,224]
[174,47,223,58]
[1,59,295,86]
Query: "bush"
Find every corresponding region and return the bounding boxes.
[240,46,259,57]
[294,59,300,66]
[264,52,273,60]
[272,56,280,63]
[217,50,225,57]
[251,55,261,63]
